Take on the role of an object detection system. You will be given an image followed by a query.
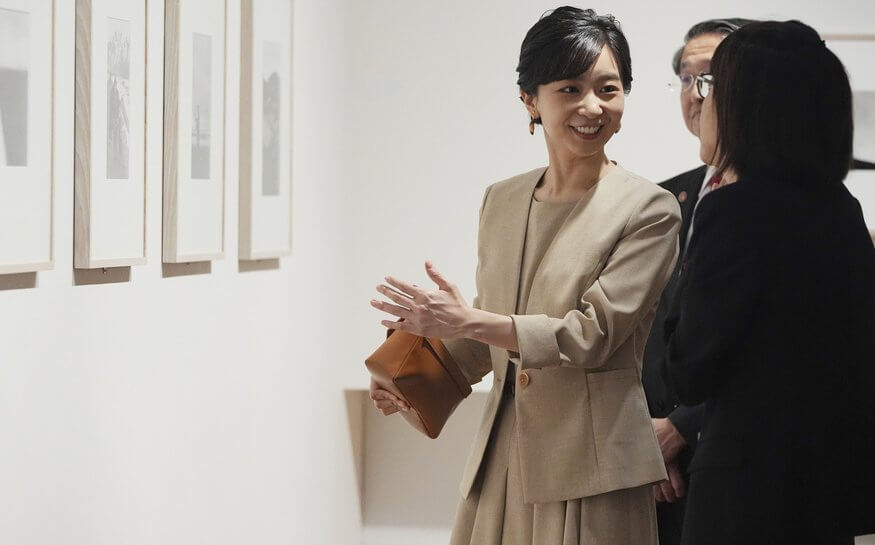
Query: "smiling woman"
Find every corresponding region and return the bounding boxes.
[367,7,681,545]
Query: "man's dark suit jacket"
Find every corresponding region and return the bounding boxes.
[641,165,707,545]
[665,174,875,545]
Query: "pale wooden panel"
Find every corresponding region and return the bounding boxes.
[353,389,490,527]
[162,0,180,261]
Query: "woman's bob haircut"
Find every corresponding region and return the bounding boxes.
[516,6,632,105]
[709,20,853,187]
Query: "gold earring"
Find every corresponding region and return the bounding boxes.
[529,117,536,135]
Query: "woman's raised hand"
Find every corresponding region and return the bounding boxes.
[370,260,472,339]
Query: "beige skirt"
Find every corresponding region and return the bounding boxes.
[450,389,658,545]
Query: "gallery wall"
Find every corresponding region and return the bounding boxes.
[2,1,874,545]
[1,1,361,544]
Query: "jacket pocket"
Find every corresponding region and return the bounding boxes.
[587,368,654,471]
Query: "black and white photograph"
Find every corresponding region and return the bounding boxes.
[262,41,281,196]
[0,6,29,167]
[106,17,131,180]
[191,32,212,180]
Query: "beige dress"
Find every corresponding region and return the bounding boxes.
[449,197,658,545]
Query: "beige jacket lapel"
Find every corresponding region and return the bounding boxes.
[483,167,543,383]
[489,167,545,317]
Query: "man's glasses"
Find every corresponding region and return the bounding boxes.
[695,73,714,99]
[667,72,714,99]
[667,73,696,93]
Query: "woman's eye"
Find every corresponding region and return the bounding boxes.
[559,86,579,93]
[600,85,619,93]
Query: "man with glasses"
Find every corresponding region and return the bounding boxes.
[643,18,753,545]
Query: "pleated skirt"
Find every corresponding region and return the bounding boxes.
[449,388,658,545]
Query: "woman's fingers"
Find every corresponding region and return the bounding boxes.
[379,405,399,416]
[384,275,422,300]
[370,388,409,411]
[374,399,408,415]
[381,319,412,333]
[370,299,411,319]
[425,260,452,291]
[370,387,399,402]
[375,284,416,308]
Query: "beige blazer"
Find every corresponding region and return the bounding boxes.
[445,165,681,504]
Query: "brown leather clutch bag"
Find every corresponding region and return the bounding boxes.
[365,329,472,439]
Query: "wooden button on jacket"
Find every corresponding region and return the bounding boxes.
[444,166,681,504]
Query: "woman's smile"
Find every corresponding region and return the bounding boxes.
[571,123,604,140]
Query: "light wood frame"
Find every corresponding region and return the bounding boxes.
[0,0,55,275]
[162,0,227,263]
[74,0,147,269]
[238,0,293,261]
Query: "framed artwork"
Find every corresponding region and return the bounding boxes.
[0,0,53,275]
[163,0,226,263]
[74,0,146,269]
[239,0,293,261]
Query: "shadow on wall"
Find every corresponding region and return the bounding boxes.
[0,272,37,290]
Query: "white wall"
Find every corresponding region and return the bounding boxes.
[0,1,360,544]
[2,2,874,545]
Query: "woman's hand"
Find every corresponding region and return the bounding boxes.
[369,378,409,416]
[370,260,472,339]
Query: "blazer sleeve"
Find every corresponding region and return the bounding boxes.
[511,190,681,371]
[443,185,494,384]
[667,403,704,447]
[664,186,764,404]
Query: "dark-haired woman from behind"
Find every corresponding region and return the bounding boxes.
[368,6,681,545]
[664,20,875,545]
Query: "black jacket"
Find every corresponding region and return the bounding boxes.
[643,165,708,442]
[665,174,875,544]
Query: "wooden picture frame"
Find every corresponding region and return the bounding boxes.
[163,0,226,263]
[238,0,293,261]
[74,0,147,269]
[0,0,54,275]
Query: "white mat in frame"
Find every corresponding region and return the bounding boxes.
[0,0,54,275]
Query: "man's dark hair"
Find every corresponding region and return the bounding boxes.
[709,20,853,187]
[517,6,632,106]
[671,18,755,74]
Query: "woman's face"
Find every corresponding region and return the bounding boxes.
[523,45,625,161]
[698,90,719,165]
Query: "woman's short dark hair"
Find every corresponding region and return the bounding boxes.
[709,20,853,187]
[516,6,632,105]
